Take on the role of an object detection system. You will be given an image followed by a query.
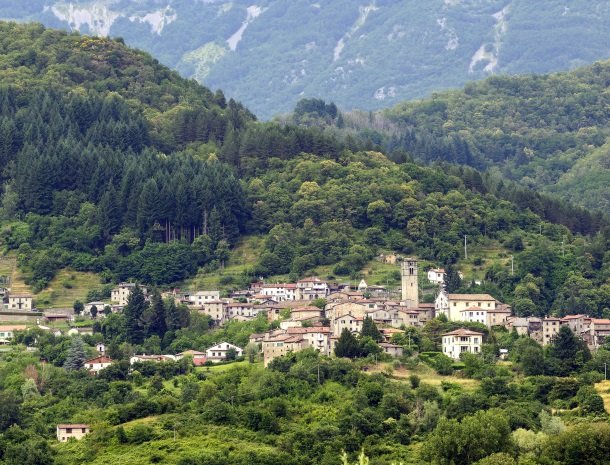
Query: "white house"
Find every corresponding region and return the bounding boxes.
[427,268,446,284]
[437,292,498,322]
[57,424,90,442]
[7,294,33,311]
[205,342,243,362]
[442,328,484,359]
[188,291,221,308]
[259,283,297,302]
[0,325,27,344]
[83,356,113,374]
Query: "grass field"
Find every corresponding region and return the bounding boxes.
[34,269,101,308]
[595,380,610,413]
[196,360,262,374]
[458,239,512,283]
[367,362,480,391]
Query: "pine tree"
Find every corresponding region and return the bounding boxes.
[123,285,148,345]
[146,291,167,339]
[360,316,383,342]
[334,328,361,358]
[63,337,87,371]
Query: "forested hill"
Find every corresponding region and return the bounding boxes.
[1,22,610,321]
[3,0,610,118]
[339,59,610,213]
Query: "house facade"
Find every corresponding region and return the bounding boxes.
[427,268,446,284]
[262,334,307,366]
[111,283,148,306]
[57,424,90,442]
[333,313,363,335]
[442,328,484,359]
[7,294,33,311]
[296,278,329,300]
[84,356,113,374]
[438,293,497,322]
[0,325,27,344]
[205,342,243,362]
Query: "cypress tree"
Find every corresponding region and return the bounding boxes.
[361,316,383,342]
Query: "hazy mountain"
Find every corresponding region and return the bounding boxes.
[2,0,610,118]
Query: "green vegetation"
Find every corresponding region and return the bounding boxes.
[326,58,610,214]
[2,321,610,465]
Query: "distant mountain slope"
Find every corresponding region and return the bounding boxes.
[370,60,610,212]
[2,0,610,118]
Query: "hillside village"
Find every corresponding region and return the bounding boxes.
[3,257,610,371]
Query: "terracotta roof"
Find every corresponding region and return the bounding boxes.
[592,319,610,325]
[291,306,322,312]
[178,350,206,356]
[57,424,89,429]
[0,325,27,331]
[379,343,403,349]
[448,294,495,301]
[562,314,586,320]
[442,328,484,337]
[84,356,113,364]
[430,268,446,273]
[8,294,32,298]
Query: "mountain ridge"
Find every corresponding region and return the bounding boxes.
[2,0,610,118]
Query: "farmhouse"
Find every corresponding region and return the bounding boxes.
[83,356,113,374]
[56,424,90,442]
[206,342,243,362]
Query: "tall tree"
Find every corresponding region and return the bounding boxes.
[146,290,167,339]
[334,328,361,358]
[123,285,148,345]
[361,316,383,342]
[63,337,87,371]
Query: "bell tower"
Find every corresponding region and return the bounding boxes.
[401,258,419,307]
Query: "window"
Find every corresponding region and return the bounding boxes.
[474,338,478,343]
[66,428,72,434]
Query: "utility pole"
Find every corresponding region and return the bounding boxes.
[605,363,607,381]
[464,235,468,260]
[561,238,565,257]
[317,362,321,384]
[510,255,514,276]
